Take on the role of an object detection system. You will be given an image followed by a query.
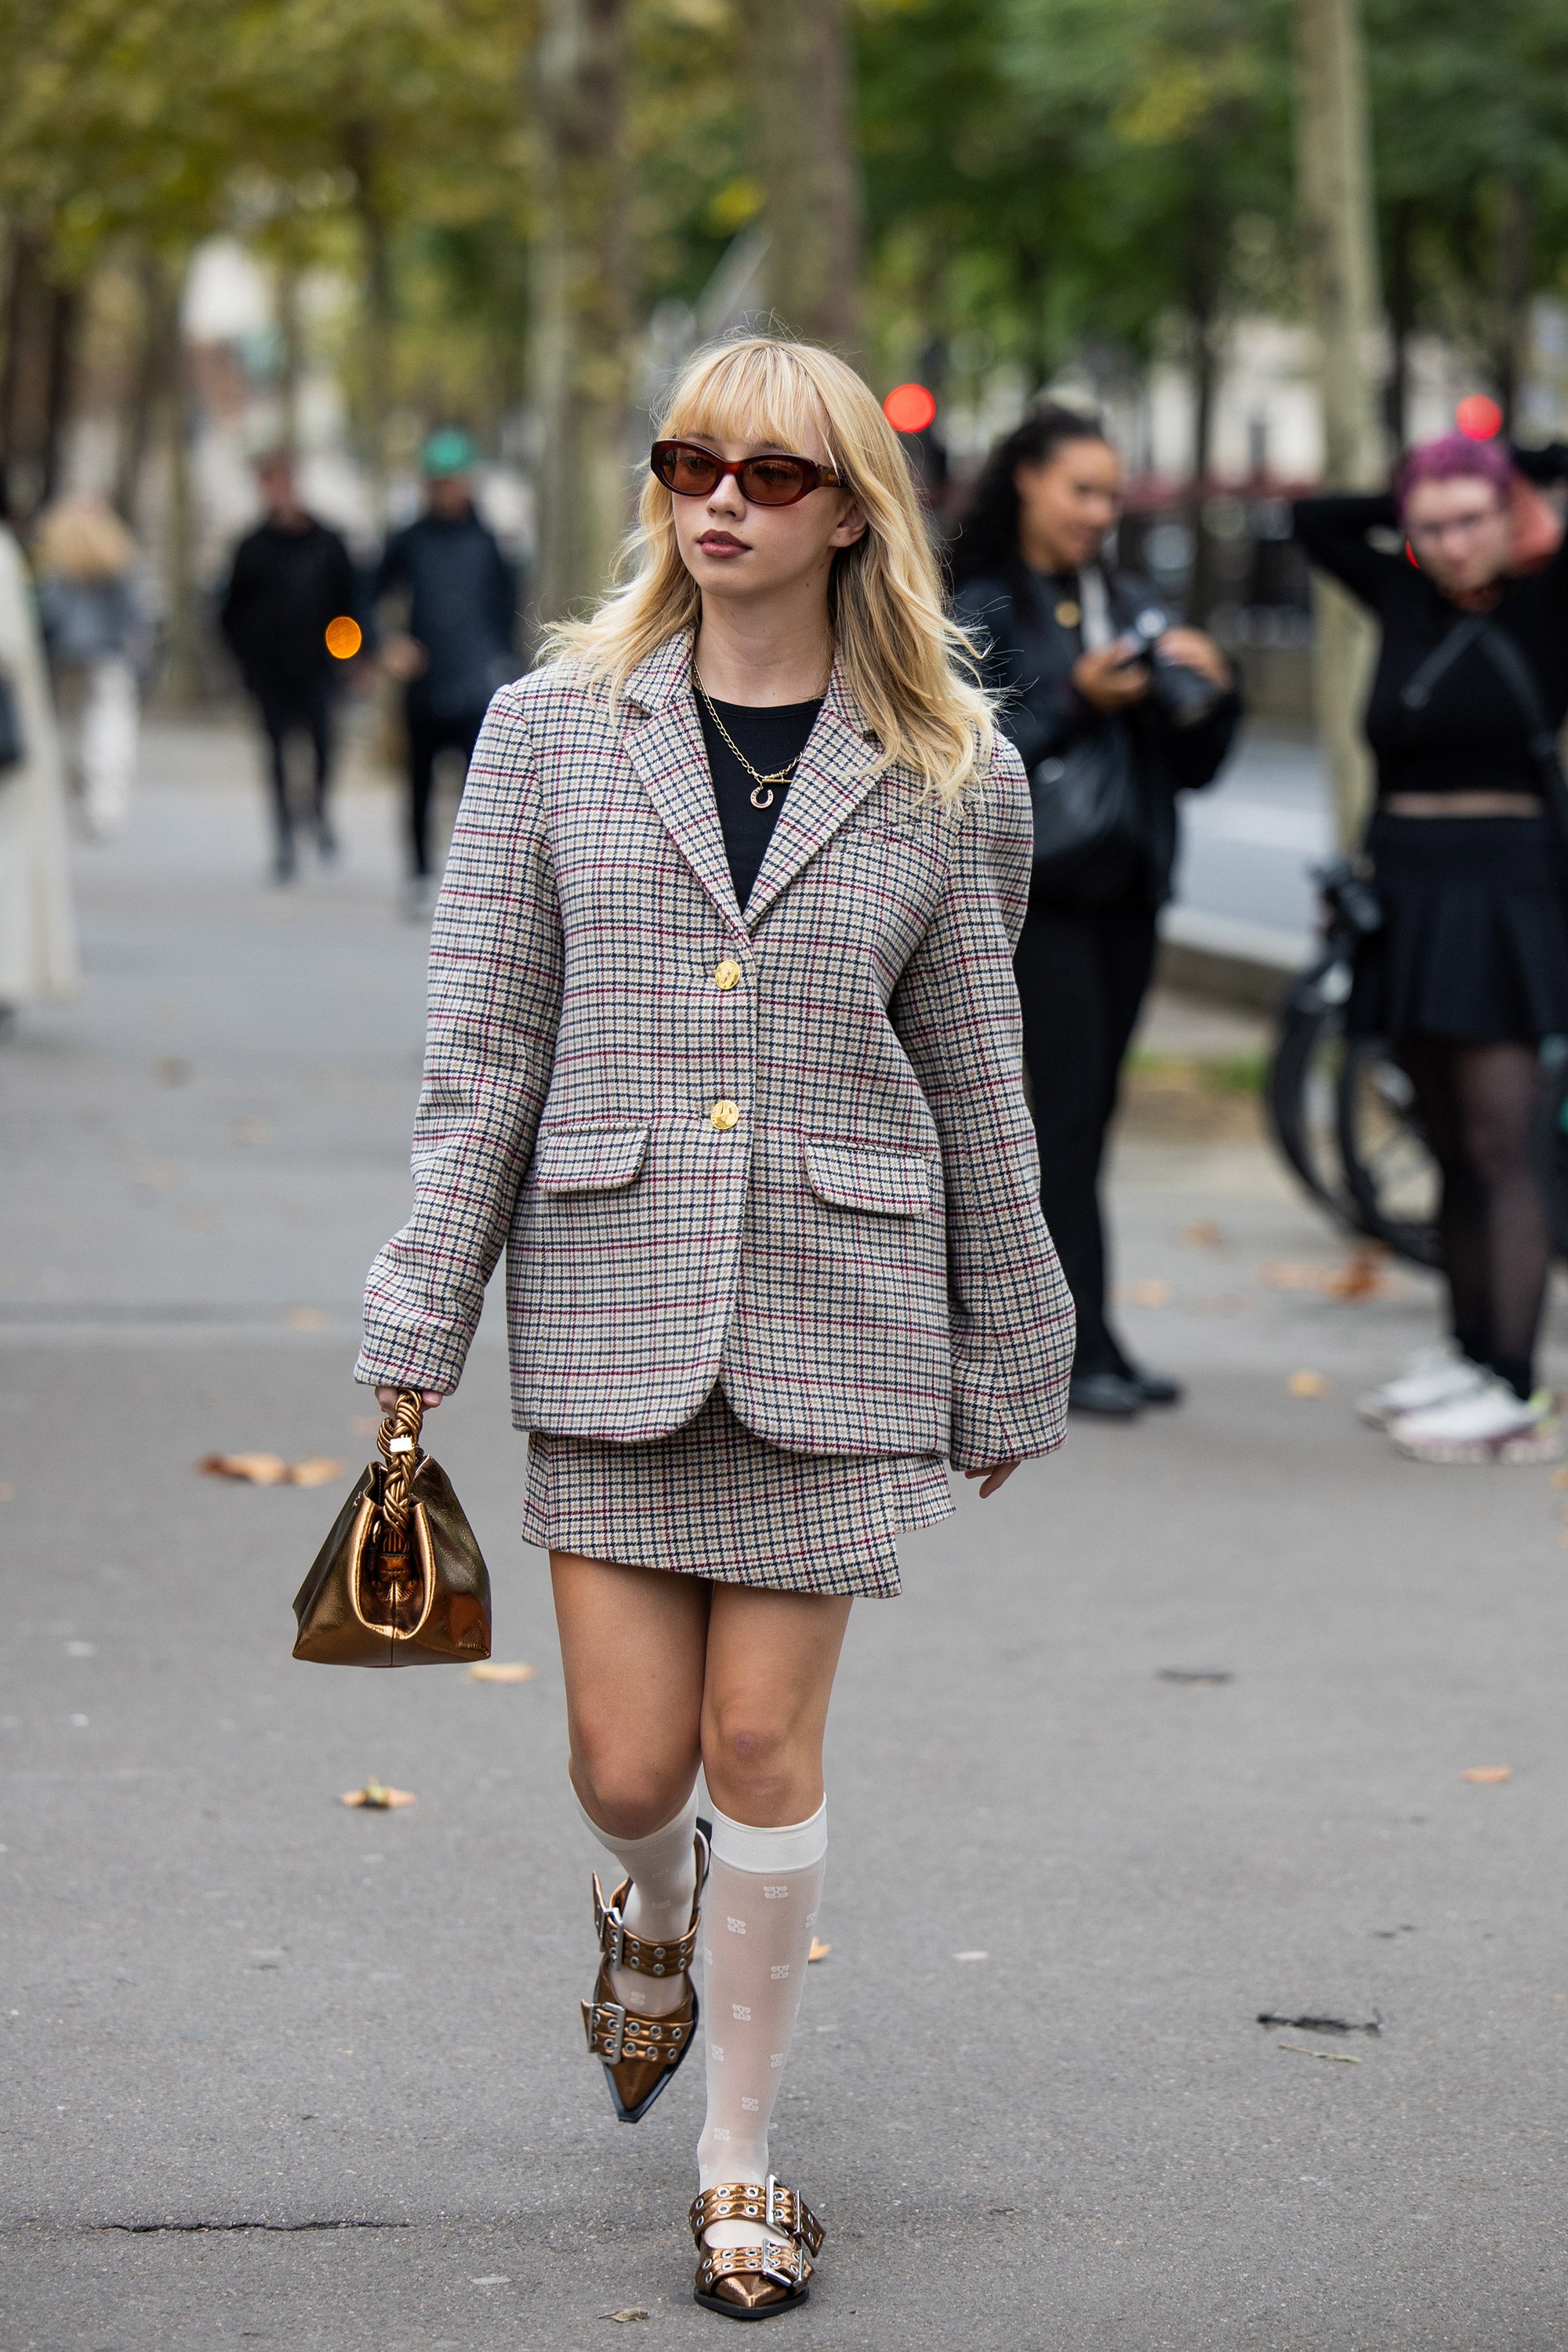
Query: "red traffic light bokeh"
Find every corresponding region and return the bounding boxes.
[884,383,937,434]
[1455,394,1504,441]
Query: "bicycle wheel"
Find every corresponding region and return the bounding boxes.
[1535,1036,1568,1259]
[1266,960,1359,1229]
[1337,1037,1442,1268]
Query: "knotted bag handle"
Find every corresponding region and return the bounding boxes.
[375,1388,425,1565]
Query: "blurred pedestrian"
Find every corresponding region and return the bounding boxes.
[375,430,517,911]
[219,454,358,881]
[0,521,80,1021]
[1295,433,1568,1465]
[953,406,1241,1418]
[34,493,147,840]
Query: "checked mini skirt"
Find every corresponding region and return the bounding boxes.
[521,1384,953,1601]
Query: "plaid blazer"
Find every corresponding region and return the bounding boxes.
[357,632,1074,1468]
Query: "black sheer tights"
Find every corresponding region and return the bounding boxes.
[1397,1040,1551,1399]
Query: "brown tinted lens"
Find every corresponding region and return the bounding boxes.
[655,442,722,495]
[739,456,815,505]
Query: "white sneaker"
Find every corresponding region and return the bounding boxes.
[1388,1374,1561,1465]
[1357,1341,1486,1428]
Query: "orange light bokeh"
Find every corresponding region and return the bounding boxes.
[884,383,937,435]
[325,615,363,660]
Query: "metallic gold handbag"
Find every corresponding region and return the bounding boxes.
[292,1390,492,1668]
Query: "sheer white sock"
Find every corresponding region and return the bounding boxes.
[697,1801,827,2253]
[575,1785,699,2020]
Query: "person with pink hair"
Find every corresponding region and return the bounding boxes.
[1294,431,1568,1462]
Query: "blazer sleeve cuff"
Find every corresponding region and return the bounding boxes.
[948,1355,1070,1472]
[354,1299,473,1395]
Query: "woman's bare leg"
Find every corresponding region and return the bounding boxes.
[699,1584,851,1824]
[551,1551,711,1836]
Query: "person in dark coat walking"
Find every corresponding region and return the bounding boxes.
[220,455,358,880]
[953,405,1242,1417]
[375,430,517,903]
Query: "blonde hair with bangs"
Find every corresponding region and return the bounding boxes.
[542,337,993,804]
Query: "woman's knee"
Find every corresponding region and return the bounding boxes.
[700,1699,815,1819]
[568,1724,699,1839]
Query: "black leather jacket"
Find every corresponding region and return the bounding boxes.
[955,562,1242,909]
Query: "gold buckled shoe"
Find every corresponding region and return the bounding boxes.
[689,2176,825,2320]
[581,1820,710,2125]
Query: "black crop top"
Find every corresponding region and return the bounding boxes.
[1292,444,1568,803]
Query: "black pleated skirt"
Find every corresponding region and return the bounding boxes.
[1348,812,1568,1042]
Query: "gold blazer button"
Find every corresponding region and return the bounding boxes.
[710,1099,741,1131]
[713,959,742,991]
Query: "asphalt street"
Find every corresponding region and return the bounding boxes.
[2,717,1566,2352]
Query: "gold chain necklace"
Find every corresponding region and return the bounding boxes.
[695,673,811,810]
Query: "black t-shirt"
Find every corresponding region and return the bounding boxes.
[695,694,822,908]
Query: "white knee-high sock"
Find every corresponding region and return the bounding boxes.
[697,1801,827,2247]
[575,1784,699,2018]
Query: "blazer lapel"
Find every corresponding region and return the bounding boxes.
[743,664,884,927]
[622,636,746,933]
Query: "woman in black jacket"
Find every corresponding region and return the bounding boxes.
[953,406,1241,1417]
[1294,434,1568,1464]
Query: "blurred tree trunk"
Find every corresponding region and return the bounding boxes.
[0,229,37,521]
[40,280,79,509]
[531,0,633,624]
[152,256,203,704]
[344,125,396,523]
[1294,0,1385,849]
[278,260,304,454]
[736,0,862,349]
[1491,176,1533,434]
[1185,195,1223,624]
[1382,198,1415,451]
[114,251,176,527]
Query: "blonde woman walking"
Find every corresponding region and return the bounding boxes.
[357,336,1073,2318]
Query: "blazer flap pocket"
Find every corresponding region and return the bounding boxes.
[532,1124,650,1193]
[804,1140,932,1218]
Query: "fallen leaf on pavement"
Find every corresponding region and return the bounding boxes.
[601,2313,649,2325]
[1277,2042,1361,2064]
[1117,1279,1174,1307]
[808,1938,831,1962]
[198,1454,343,1486]
[155,1056,193,1087]
[1258,1260,1331,1291]
[1459,1766,1512,1784]
[1182,1220,1223,1247]
[1286,1370,1331,1399]
[200,1452,290,1485]
[1258,1253,1399,1301]
[1321,1247,1393,1301]
[289,1457,344,1488]
[468,1661,536,1683]
[341,1780,416,1809]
